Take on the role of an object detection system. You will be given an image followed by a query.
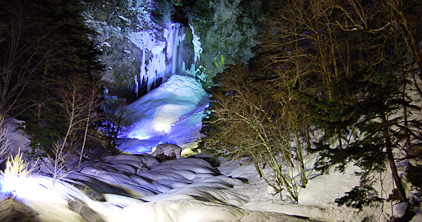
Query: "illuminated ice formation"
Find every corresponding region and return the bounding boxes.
[129,23,186,94]
[189,24,202,63]
[121,74,208,154]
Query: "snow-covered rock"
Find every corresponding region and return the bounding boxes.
[151,143,182,161]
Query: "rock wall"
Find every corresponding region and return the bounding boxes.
[191,0,265,87]
[84,0,173,99]
[83,0,265,98]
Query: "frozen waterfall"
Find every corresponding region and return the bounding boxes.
[121,23,207,154]
[130,23,186,96]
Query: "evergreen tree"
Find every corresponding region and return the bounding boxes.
[0,0,104,156]
[276,0,420,217]
[204,0,422,218]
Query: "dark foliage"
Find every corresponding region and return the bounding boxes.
[0,0,104,156]
[335,183,384,210]
[203,0,422,217]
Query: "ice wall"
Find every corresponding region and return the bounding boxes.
[129,23,186,96]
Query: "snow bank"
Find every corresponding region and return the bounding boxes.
[3,118,31,156]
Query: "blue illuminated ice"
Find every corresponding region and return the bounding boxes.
[121,74,208,153]
[129,23,185,93]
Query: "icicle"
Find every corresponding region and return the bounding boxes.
[130,22,190,95]
[134,74,138,98]
[189,24,202,63]
[171,24,179,75]
[140,49,146,93]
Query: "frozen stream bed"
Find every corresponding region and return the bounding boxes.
[1,150,416,222]
[0,153,318,222]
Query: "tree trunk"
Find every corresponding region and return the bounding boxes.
[78,80,95,168]
[380,113,408,203]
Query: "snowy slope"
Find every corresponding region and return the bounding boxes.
[120,74,208,153]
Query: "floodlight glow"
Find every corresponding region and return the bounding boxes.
[131,132,150,140]
[154,120,172,133]
[152,104,184,133]
[0,175,75,205]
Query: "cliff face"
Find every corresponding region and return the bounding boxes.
[191,0,264,87]
[84,0,264,98]
[83,0,171,99]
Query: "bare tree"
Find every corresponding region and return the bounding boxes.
[47,141,69,183]
[203,65,309,201]
[0,0,50,115]
[78,77,102,168]
[55,76,87,155]
[51,73,104,168]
